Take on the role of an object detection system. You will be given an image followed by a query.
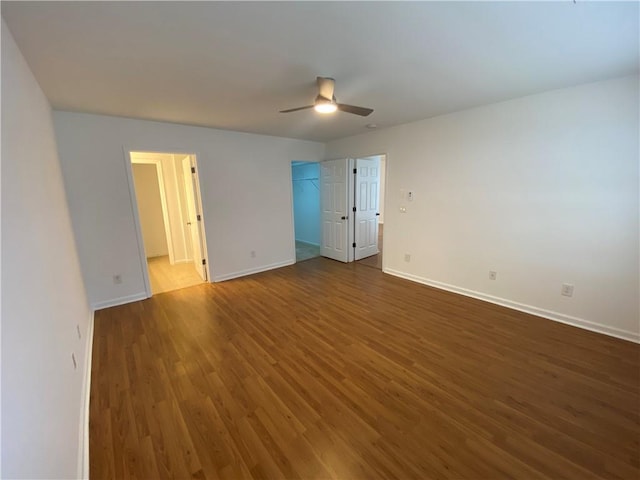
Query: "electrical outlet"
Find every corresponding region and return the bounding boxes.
[489,271,497,280]
[250,250,256,258]
[113,274,122,284]
[561,283,574,297]
[76,324,82,340]
[71,353,77,370]
[404,253,411,262]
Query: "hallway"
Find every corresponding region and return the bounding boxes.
[147,256,204,294]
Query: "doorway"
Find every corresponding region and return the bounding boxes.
[292,161,321,262]
[129,151,209,295]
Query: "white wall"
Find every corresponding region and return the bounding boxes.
[327,75,639,342]
[53,112,325,308]
[1,21,92,479]
[132,163,169,257]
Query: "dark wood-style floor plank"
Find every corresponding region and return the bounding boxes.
[90,257,640,479]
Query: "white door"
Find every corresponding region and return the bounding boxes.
[182,156,207,280]
[354,157,380,260]
[320,159,349,262]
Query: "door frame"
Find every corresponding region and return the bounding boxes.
[123,147,210,298]
[288,162,296,262]
[347,158,356,263]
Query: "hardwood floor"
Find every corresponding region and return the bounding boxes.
[147,255,204,294]
[90,258,640,479]
[295,241,320,262]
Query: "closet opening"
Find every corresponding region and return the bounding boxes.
[291,161,321,262]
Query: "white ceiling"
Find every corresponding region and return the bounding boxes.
[2,1,638,142]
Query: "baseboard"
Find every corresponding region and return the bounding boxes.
[77,311,95,479]
[384,268,639,344]
[213,259,295,282]
[91,292,148,310]
[295,240,320,247]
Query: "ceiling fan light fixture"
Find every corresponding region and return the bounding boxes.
[314,102,338,114]
[281,77,372,116]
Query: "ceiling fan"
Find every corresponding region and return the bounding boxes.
[280,77,373,117]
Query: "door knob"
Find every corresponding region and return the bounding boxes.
[187,222,192,225]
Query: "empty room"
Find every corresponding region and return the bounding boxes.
[2,2,638,479]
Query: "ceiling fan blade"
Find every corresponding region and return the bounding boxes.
[279,105,314,113]
[337,103,374,117]
[317,77,335,101]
